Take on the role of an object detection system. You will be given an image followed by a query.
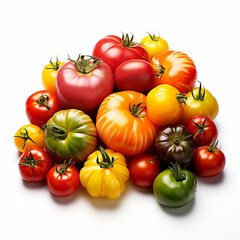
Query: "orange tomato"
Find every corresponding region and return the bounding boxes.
[146,84,185,126]
[96,91,159,156]
[14,124,45,152]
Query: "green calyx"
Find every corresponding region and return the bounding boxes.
[207,139,219,153]
[192,116,210,139]
[121,33,141,48]
[129,102,146,118]
[19,150,45,168]
[42,124,68,140]
[36,94,51,110]
[176,93,187,105]
[169,163,186,181]
[172,135,192,145]
[147,32,160,41]
[96,147,115,169]
[191,81,206,101]
[68,54,102,74]
[45,57,60,70]
[155,64,166,77]
[55,159,74,175]
[14,128,37,150]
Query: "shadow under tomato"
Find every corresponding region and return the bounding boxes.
[22,178,47,189]
[128,179,154,195]
[195,171,225,185]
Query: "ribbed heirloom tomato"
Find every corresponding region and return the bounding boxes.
[96,91,159,156]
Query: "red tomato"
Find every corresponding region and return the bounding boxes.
[26,90,62,127]
[56,55,114,113]
[150,50,197,93]
[187,115,218,147]
[194,141,226,177]
[129,154,161,187]
[114,59,155,92]
[92,34,148,73]
[19,147,53,182]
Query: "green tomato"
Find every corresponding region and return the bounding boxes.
[44,109,98,164]
[153,163,197,208]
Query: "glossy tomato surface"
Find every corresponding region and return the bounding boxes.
[56,59,114,112]
[150,50,197,93]
[92,34,148,73]
[96,91,159,156]
[114,59,155,92]
[26,90,62,127]
[129,154,161,187]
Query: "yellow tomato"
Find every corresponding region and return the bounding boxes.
[80,148,129,199]
[14,124,45,152]
[146,84,185,126]
[141,33,169,61]
[181,83,219,125]
[42,57,65,94]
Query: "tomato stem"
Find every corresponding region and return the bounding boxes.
[147,32,160,41]
[36,94,51,110]
[172,135,192,145]
[176,93,187,105]
[129,102,146,118]
[121,33,141,48]
[169,163,186,181]
[55,159,74,175]
[155,64,165,77]
[44,57,60,70]
[192,116,210,139]
[191,81,206,101]
[96,147,115,168]
[19,149,46,168]
[14,128,38,149]
[42,124,68,140]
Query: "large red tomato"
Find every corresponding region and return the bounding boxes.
[56,55,114,113]
[92,34,148,73]
[150,50,197,93]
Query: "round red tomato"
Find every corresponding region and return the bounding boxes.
[129,154,161,187]
[19,147,53,182]
[26,90,62,127]
[187,115,218,147]
[194,141,226,177]
[56,54,114,113]
[150,50,197,93]
[92,33,148,73]
[47,160,80,197]
[114,59,155,92]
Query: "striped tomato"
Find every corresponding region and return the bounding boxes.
[150,50,197,93]
[96,91,159,156]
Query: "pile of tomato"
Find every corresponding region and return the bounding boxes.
[14,33,226,208]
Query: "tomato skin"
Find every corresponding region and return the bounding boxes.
[129,154,161,187]
[56,60,114,112]
[26,90,62,127]
[96,91,159,156]
[187,115,218,147]
[141,34,169,60]
[150,50,197,93]
[42,61,65,94]
[92,35,148,73]
[114,60,155,92]
[14,124,45,153]
[194,146,225,177]
[146,84,185,126]
[19,147,53,182]
[47,162,80,197]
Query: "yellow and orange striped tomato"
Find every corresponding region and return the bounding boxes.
[96,91,159,156]
[80,148,129,199]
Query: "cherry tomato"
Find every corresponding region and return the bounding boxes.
[14,124,45,153]
[47,160,80,197]
[26,90,62,127]
[114,59,155,92]
[19,147,53,182]
[150,50,197,93]
[92,33,148,73]
[194,141,226,177]
[42,57,65,94]
[141,33,169,60]
[129,154,161,187]
[187,115,218,147]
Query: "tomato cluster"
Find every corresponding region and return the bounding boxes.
[14,32,226,208]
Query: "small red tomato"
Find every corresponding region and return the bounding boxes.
[19,147,53,182]
[194,141,226,177]
[114,59,155,92]
[187,115,218,147]
[26,90,62,127]
[47,160,80,197]
[129,154,161,187]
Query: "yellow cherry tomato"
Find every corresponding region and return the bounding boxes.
[80,147,129,199]
[141,33,169,61]
[181,82,219,125]
[42,57,65,94]
[146,84,185,127]
[14,124,45,152]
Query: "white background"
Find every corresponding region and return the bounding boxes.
[1,0,240,239]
